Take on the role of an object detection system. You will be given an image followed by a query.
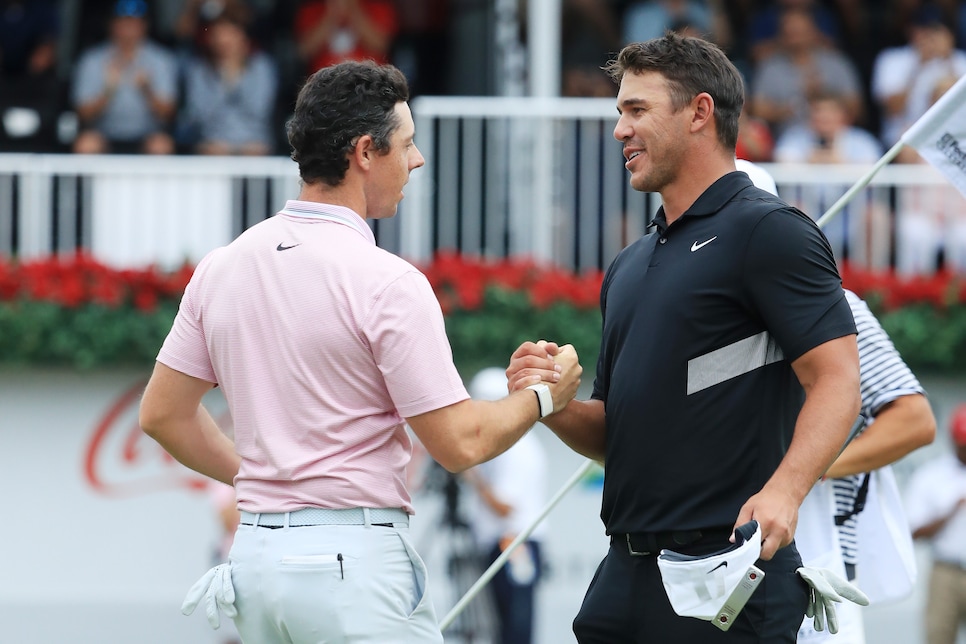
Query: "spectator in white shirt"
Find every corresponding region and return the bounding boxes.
[870,3,966,149]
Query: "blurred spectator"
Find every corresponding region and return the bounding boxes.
[774,91,887,267]
[904,403,966,644]
[750,6,864,138]
[871,2,966,149]
[167,0,279,64]
[878,0,952,50]
[745,0,841,65]
[0,0,62,151]
[774,91,882,166]
[622,0,713,44]
[293,0,398,75]
[0,0,59,79]
[173,0,254,49]
[180,5,277,155]
[561,0,621,97]
[893,75,966,276]
[168,0,263,77]
[464,367,548,644]
[71,0,178,154]
[390,0,449,97]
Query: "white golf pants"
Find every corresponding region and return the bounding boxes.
[225,522,444,643]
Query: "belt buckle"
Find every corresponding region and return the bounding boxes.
[626,533,651,556]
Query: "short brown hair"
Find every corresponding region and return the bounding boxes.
[286,61,410,186]
[604,33,744,151]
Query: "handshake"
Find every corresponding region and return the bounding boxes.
[506,340,583,418]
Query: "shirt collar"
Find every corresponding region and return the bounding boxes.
[650,171,757,234]
[278,200,376,245]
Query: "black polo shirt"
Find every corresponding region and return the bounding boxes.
[592,171,856,535]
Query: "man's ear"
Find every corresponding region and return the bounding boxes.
[352,134,375,171]
[690,92,715,133]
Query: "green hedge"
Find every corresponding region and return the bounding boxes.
[872,303,966,374]
[0,299,180,369]
[2,255,966,375]
[444,287,602,376]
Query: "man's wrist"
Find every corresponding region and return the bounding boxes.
[526,383,553,419]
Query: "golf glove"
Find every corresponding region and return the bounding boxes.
[182,563,237,629]
[796,566,869,634]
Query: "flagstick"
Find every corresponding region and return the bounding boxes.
[814,140,905,229]
[438,458,598,632]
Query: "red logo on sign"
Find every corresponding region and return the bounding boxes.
[83,380,230,496]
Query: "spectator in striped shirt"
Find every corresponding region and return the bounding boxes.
[796,289,936,643]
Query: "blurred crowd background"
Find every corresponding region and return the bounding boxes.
[2,0,965,159]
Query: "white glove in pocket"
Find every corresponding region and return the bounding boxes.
[182,563,237,629]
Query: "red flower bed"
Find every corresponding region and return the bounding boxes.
[840,262,966,310]
[420,252,604,313]
[2,254,963,373]
[0,253,194,312]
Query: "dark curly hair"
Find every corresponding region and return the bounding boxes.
[604,33,744,152]
[286,61,410,186]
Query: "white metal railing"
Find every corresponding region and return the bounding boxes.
[0,154,300,269]
[1,97,964,274]
[409,96,966,274]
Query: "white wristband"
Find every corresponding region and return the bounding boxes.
[526,383,553,419]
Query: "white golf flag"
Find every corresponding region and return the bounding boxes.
[901,74,966,198]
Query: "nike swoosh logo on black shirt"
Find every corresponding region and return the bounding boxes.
[690,236,717,252]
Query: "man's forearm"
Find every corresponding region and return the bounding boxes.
[542,398,607,462]
[143,405,240,486]
[825,394,935,478]
[776,335,861,501]
[768,375,861,503]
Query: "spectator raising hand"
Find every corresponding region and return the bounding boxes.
[71,0,178,154]
[181,5,278,155]
[294,0,398,73]
[871,2,966,149]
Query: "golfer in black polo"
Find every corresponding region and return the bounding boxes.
[507,34,861,643]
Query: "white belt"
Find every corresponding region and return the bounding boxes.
[239,507,409,528]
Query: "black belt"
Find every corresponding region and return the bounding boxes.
[611,526,734,556]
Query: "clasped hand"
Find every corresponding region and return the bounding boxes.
[507,340,581,415]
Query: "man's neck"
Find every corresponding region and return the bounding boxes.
[660,155,736,225]
[297,180,366,219]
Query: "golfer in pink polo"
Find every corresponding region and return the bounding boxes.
[139,61,582,643]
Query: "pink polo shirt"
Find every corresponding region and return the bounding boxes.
[157,200,469,513]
